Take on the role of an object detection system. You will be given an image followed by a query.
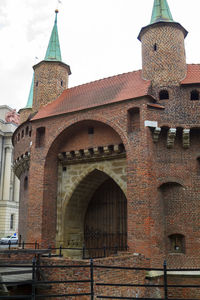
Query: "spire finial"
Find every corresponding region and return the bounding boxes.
[44,9,62,62]
[150,0,174,24]
[55,9,59,23]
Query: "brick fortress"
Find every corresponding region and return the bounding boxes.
[12,0,200,297]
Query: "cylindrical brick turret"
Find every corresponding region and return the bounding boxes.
[138,22,188,86]
[32,60,71,112]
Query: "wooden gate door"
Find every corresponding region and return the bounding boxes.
[84,178,127,258]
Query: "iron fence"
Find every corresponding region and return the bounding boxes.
[0,239,128,259]
[0,259,200,299]
[47,244,128,259]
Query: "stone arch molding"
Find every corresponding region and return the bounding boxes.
[56,158,127,252]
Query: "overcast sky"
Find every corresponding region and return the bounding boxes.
[0,0,200,111]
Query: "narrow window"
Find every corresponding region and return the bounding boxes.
[63,166,67,172]
[159,90,169,100]
[154,43,157,51]
[197,157,200,175]
[128,107,140,132]
[22,130,24,138]
[61,80,63,87]
[88,127,94,135]
[26,126,29,135]
[36,81,39,87]
[36,127,45,148]
[191,90,199,100]
[10,214,14,230]
[24,176,28,190]
[169,234,185,253]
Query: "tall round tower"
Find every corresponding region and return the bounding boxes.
[138,0,188,86]
[19,10,71,123]
[32,10,71,112]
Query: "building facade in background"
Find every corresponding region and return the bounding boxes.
[0,106,20,238]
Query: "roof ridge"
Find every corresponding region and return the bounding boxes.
[68,69,143,92]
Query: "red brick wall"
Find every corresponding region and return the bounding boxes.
[140,23,187,86]
[39,253,149,300]
[33,61,70,112]
[18,171,29,242]
[13,84,200,270]
[59,120,122,152]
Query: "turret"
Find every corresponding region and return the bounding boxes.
[19,10,71,123]
[32,10,71,112]
[138,0,188,86]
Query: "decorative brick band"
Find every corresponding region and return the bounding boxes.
[58,144,126,165]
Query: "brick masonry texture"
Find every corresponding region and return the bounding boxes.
[140,23,187,86]
[33,61,70,112]
[39,254,149,300]
[12,10,200,299]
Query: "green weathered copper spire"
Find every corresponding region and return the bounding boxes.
[44,10,62,61]
[25,73,34,108]
[150,0,174,24]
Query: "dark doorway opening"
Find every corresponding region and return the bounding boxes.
[84,178,127,258]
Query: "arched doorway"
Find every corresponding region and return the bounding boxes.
[84,178,127,258]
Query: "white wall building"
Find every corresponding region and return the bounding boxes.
[0,105,20,238]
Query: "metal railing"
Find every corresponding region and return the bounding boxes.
[0,259,200,299]
[47,244,128,259]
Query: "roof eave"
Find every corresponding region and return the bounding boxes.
[31,94,154,122]
[138,21,188,41]
[33,60,72,75]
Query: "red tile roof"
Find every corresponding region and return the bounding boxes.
[32,70,151,120]
[32,64,200,121]
[181,64,200,85]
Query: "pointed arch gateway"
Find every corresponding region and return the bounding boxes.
[62,169,127,258]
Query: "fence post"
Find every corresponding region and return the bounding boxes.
[163,260,168,300]
[103,246,106,258]
[48,245,52,257]
[22,241,25,249]
[90,259,94,300]
[8,240,11,251]
[82,244,86,259]
[59,245,62,257]
[32,257,36,300]
[19,235,22,247]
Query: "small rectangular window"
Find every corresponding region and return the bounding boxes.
[36,127,45,148]
[88,127,94,135]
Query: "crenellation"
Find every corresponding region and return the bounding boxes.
[182,128,190,149]
[167,128,177,148]
[153,127,161,143]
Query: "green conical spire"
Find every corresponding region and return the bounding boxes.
[25,73,34,108]
[44,10,62,61]
[150,0,174,24]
